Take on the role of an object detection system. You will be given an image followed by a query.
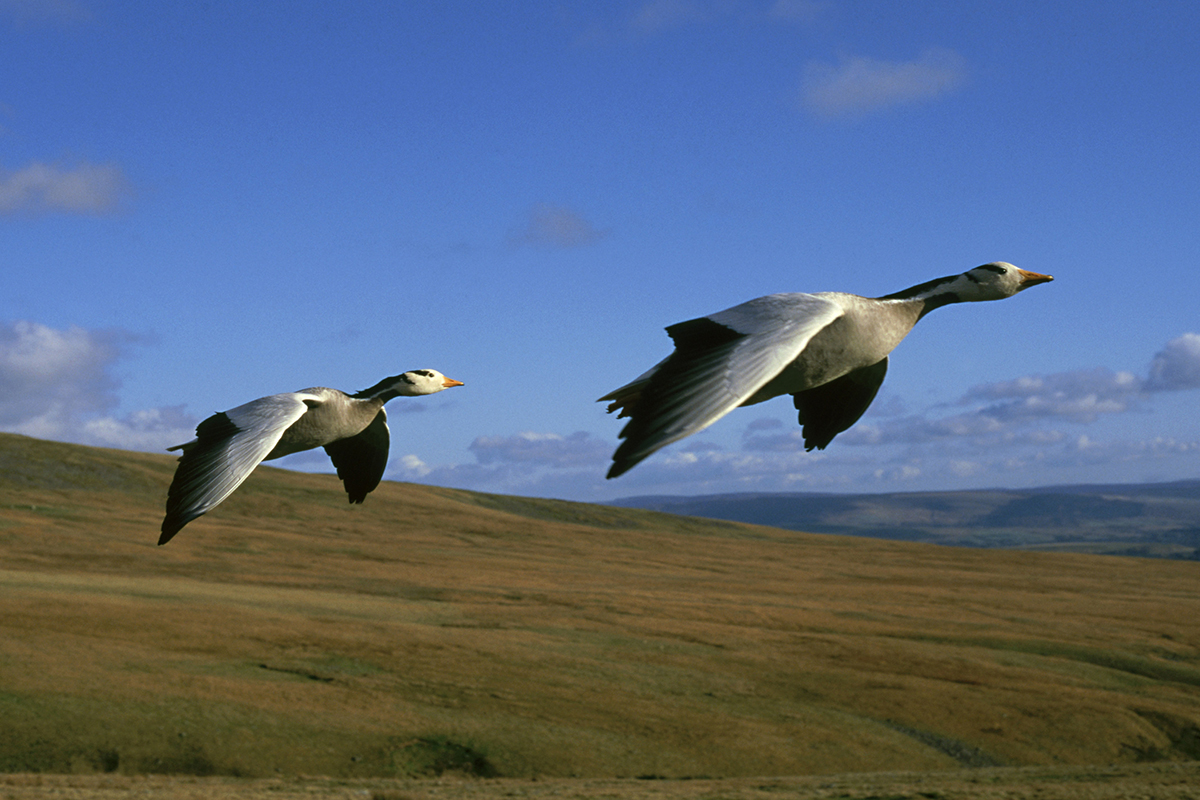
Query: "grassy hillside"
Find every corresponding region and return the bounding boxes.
[2,432,1200,780]
[615,482,1200,557]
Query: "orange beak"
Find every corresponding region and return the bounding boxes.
[442,377,465,388]
[1016,268,1054,288]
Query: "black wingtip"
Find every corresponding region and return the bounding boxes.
[606,446,652,478]
[159,511,202,545]
[605,443,644,479]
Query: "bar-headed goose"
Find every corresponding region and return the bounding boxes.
[600,262,1052,478]
[159,369,464,544]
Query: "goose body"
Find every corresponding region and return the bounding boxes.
[160,369,463,544]
[600,263,1052,478]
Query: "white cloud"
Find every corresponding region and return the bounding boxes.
[395,453,432,478]
[0,320,195,451]
[0,321,122,426]
[801,48,968,117]
[965,368,1141,404]
[820,365,1145,449]
[0,161,130,215]
[509,204,610,249]
[469,430,609,468]
[1146,333,1200,392]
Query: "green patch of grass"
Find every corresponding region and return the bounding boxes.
[388,736,497,777]
[0,691,458,778]
[959,638,1200,687]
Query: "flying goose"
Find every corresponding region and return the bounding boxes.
[600,262,1052,478]
[159,369,464,544]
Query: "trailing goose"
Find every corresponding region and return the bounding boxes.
[600,262,1052,478]
[160,369,464,545]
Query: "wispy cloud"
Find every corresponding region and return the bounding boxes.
[81,406,197,451]
[509,203,610,249]
[469,430,610,468]
[0,0,90,26]
[628,0,711,34]
[0,161,131,215]
[571,1,819,47]
[394,430,611,498]
[0,320,194,450]
[801,48,968,118]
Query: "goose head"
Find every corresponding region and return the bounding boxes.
[356,369,464,401]
[955,262,1054,301]
[391,369,465,396]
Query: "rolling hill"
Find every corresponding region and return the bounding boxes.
[2,431,1200,782]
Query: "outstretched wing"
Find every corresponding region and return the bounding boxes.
[323,409,390,504]
[160,393,316,545]
[792,357,888,451]
[602,293,844,478]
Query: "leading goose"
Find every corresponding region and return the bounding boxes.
[160,369,464,545]
[600,262,1052,478]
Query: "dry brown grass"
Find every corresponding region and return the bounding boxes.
[2,432,1200,787]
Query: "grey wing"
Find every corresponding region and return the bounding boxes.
[323,409,390,504]
[159,393,315,545]
[792,357,888,451]
[598,358,665,419]
[605,293,844,478]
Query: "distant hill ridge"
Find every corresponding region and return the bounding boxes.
[614,479,1200,558]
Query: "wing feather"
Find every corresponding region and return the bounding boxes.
[159,393,316,544]
[606,293,843,478]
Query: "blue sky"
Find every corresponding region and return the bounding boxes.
[3,0,1199,503]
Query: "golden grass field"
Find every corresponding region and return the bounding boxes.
[2,432,1200,798]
